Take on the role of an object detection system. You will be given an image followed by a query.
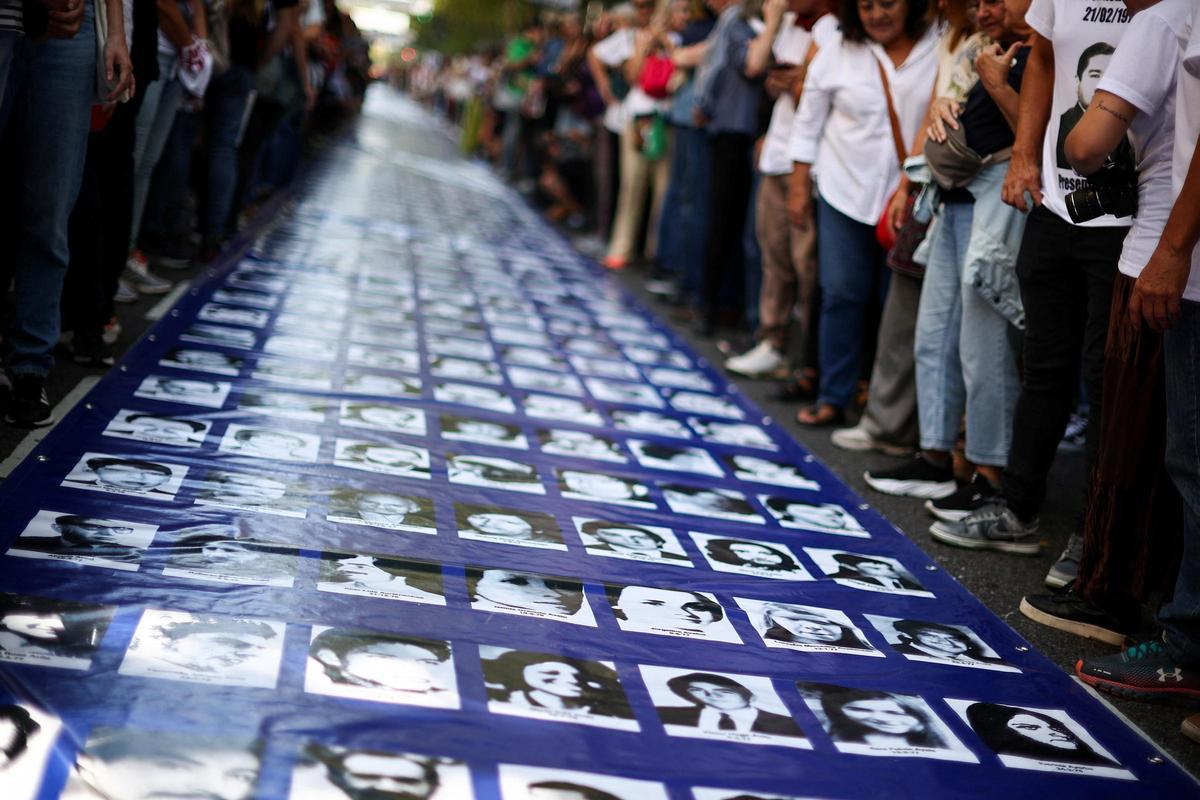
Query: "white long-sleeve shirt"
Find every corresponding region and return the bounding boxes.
[786,26,939,224]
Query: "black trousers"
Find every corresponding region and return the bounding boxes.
[700,132,754,326]
[1001,205,1129,520]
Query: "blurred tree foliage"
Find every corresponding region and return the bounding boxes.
[413,0,536,54]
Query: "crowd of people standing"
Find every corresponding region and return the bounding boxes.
[421,0,1200,740]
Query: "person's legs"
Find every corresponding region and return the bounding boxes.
[5,5,96,421]
[752,174,796,353]
[142,107,201,254]
[742,170,762,334]
[700,133,752,332]
[654,124,687,277]
[202,66,253,248]
[607,121,650,264]
[129,54,182,250]
[643,130,672,261]
[813,196,886,411]
[0,30,21,137]
[678,126,710,305]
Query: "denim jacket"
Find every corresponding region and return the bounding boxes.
[963,160,1027,330]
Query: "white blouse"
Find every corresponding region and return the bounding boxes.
[787,25,939,224]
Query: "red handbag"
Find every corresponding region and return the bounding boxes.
[639,54,675,100]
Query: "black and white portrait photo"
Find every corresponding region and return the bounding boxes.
[726,455,820,491]
[606,585,741,644]
[797,683,975,763]
[8,510,156,571]
[181,323,257,349]
[645,368,713,392]
[491,327,550,348]
[264,334,339,362]
[103,409,210,448]
[735,599,880,657]
[213,286,277,308]
[0,593,114,670]
[467,568,596,627]
[250,358,335,391]
[351,322,415,348]
[158,347,242,376]
[762,497,867,538]
[317,553,445,606]
[61,728,261,800]
[690,790,808,800]
[558,470,653,509]
[434,382,515,414]
[238,390,330,423]
[119,609,285,688]
[568,355,639,381]
[947,701,1133,780]
[162,526,298,587]
[505,346,567,371]
[523,394,605,427]
[305,627,459,709]
[622,345,691,369]
[198,303,270,328]
[584,378,664,409]
[456,504,565,550]
[688,419,777,451]
[507,367,584,397]
[574,518,691,567]
[344,371,423,399]
[290,744,473,800]
[660,484,763,524]
[640,666,808,749]
[440,416,529,449]
[62,453,187,501]
[447,454,545,494]
[335,440,431,480]
[497,764,668,800]
[691,533,812,582]
[539,429,626,463]
[430,356,502,385]
[866,616,1018,673]
[194,469,309,518]
[0,700,59,800]
[339,402,427,437]
[135,375,232,409]
[627,440,723,478]
[668,392,743,420]
[428,334,493,360]
[219,424,322,463]
[326,489,437,534]
[347,345,420,374]
[480,646,638,731]
[610,409,692,440]
[804,548,933,598]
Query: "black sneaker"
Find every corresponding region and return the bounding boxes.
[1076,637,1200,702]
[864,454,956,499]
[4,373,54,428]
[925,473,1000,521]
[71,331,115,367]
[1019,582,1139,646]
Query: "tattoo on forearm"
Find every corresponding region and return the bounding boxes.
[1097,99,1131,124]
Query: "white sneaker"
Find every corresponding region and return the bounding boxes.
[113,279,139,304]
[725,341,785,377]
[830,424,911,456]
[123,251,173,295]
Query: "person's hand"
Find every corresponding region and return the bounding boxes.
[600,86,616,107]
[886,182,909,235]
[763,0,787,29]
[1002,150,1043,211]
[926,97,960,144]
[44,0,84,38]
[765,65,804,97]
[1129,241,1191,331]
[976,42,1019,93]
[104,35,136,102]
[787,172,812,229]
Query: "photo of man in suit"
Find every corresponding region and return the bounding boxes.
[656,672,805,739]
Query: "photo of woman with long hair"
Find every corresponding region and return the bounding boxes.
[481,647,638,731]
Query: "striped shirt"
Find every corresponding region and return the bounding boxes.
[0,0,22,33]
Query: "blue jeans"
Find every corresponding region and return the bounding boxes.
[7,6,95,377]
[129,50,183,249]
[914,201,1020,465]
[1160,299,1200,663]
[0,30,21,138]
[815,195,889,408]
[655,124,689,277]
[742,170,762,332]
[659,125,710,302]
[143,108,201,244]
[203,66,253,241]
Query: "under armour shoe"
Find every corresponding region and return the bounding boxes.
[1019,582,1139,646]
[929,501,1041,554]
[725,340,786,378]
[1076,638,1200,701]
[865,454,957,499]
[925,473,1000,521]
[1045,531,1084,589]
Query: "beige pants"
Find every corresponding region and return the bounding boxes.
[607,119,671,262]
[755,173,817,351]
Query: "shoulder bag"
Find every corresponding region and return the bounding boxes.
[873,55,930,277]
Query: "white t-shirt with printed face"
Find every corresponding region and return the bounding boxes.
[758,13,839,176]
[1025,0,1132,227]
[1174,4,1200,301]
[1096,0,1191,279]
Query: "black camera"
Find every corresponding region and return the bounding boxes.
[1065,148,1138,224]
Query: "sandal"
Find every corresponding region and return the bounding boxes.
[796,403,845,428]
[775,371,819,403]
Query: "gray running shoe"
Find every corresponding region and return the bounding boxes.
[929,502,1041,555]
[1045,531,1083,588]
